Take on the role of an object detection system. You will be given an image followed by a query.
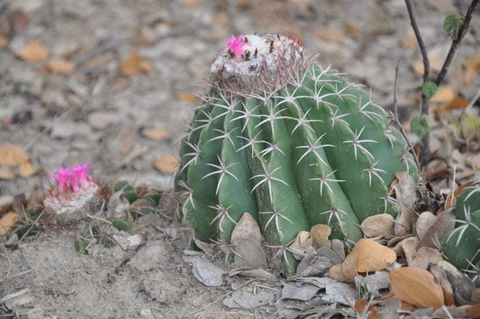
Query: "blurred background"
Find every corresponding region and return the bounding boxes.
[0,0,479,196]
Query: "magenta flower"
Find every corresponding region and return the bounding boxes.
[49,162,93,195]
[225,34,246,59]
[53,167,71,194]
[72,162,92,190]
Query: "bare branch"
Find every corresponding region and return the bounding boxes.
[436,0,480,86]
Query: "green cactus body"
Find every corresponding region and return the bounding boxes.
[443,186,480,286]
[176,34,418,273]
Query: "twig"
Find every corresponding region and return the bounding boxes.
[404,0,431,166]
[404,0,479,167]
[391,59,421,169]
[405,0,430,115]
[436,0,480,86]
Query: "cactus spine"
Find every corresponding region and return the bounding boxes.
[176,34,418,273]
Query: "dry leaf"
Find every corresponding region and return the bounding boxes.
[315,27,345,42]
[212,14,227,26]
[176,91,197,104]
[231,213,267,269]
[142,129,170,141]
[400,31,417,49]
[18,162,35,177]
[0,211,19,235]
[152,155,179,174]
[431,86,455,104]
[15,39,50,62]
[398,236,418,266]
[341,239,396,281]
[345,22,361,37]
[462,53,480,85]
[353,299,381,319]
[0,35,8,48]
[135,27,156,46]
[121,52,153,77]
[360,214,395,238]
[416,211,436,241]
[466,304,480,318]
[445,96,469,110]
[289,231,314,260]
[328,263,348,281]
[389,267,444,309]
[0,169,15,180]
[412,55,444,76]
[417,210,455,250]
[0,144,29,167]
[10,10,30,32]
[310,224,331,247]
[442,287,455,307]
[180,0,203,6]
[46,60,76,75]
[410,247,443,269]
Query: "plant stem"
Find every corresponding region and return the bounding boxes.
[436,0,479,86]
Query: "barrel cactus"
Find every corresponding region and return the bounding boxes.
[443,186,480,286]
[176,33,418,273]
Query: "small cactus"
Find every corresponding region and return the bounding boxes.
[176,33,419,273]
[44,162,102,225]
[443,186,480,286]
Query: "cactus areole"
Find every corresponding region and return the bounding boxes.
[176,33,419,273]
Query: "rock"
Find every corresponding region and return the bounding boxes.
[88,112,119,130]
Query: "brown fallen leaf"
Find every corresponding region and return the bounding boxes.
[400,31,418,49]
[0,211,19,235]
[289,231,314,260]
[412,55,444,76]
[15,39,50,62]
[389,267,444,309]
[398,236,418,266]
[360,214,395,238]
[0,35,8,48]
[341,239,396,281]
[466,304,480,318]
[462,53,480,85]
[416,211,436,241]
[10,10,30,32]
[46,60,76,75]
[0,144,29,167]
[18,161,35,177]
[315,27,345,42]
[176,91,197,104]
[135,27,156,46]
[142,129,170,141]
[328,263,349,281]
[231,213,267,269]
[431,86,456,104]
[353,298,381,319]
[121,52,153,77]
[445,95,469,111]
[410,247,443,269]
[152,155,179,174]
[0,168,15,180]
[310,224,331,247]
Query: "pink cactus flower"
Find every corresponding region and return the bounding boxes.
[49,162,93,195]
[72,162,92,190]
[225,34,246,59]
[52,167,71,194]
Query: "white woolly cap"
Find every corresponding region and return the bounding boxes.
[210,34,304,97]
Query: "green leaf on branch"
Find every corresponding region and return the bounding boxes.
[410,115,430,138]
[443,13,464,40]
[422,81,438,98]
